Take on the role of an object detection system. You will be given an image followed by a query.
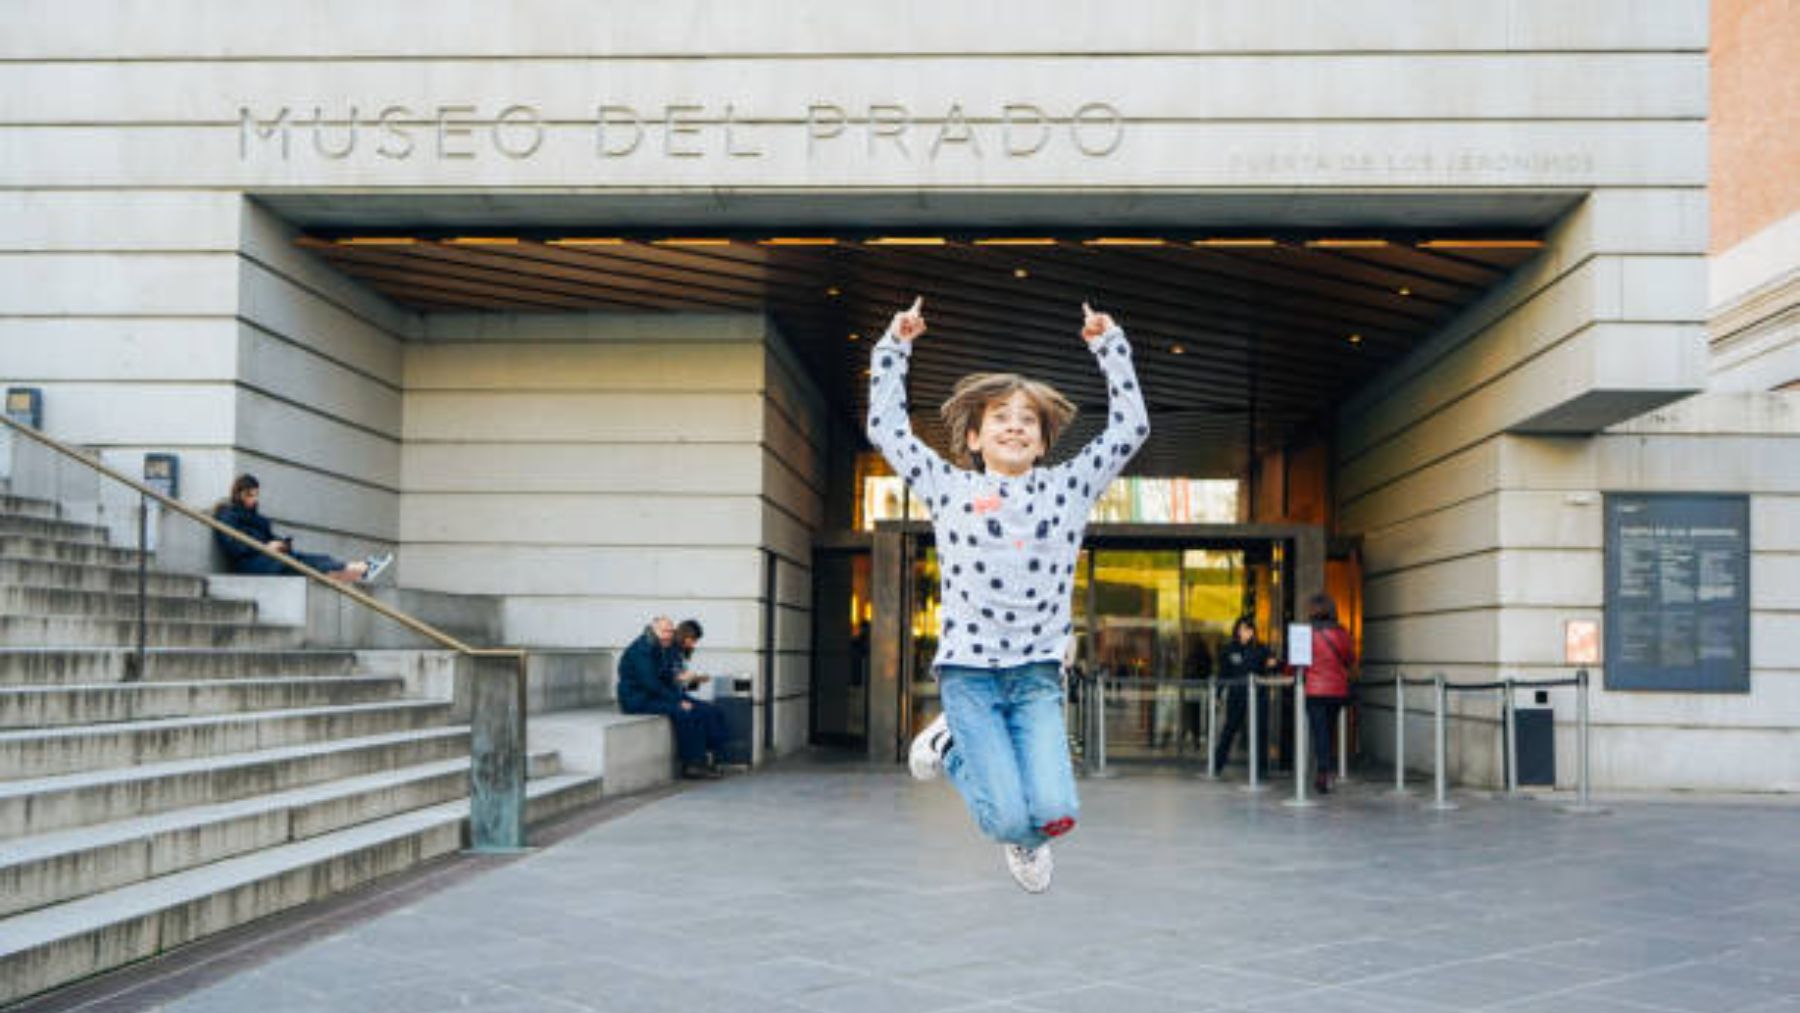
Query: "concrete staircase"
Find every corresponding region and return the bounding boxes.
[0,490,604,1004]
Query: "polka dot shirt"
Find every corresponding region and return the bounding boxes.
[866,326,1149,674]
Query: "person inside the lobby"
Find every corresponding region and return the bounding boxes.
[1298,593,1355,795]
[616,615,730,780]
[212,474,392,584]
[1212,615,1277,773]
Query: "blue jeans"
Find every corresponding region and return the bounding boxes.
[234,550,345,575]
[939,662,1079,850]
[671,698,729,766]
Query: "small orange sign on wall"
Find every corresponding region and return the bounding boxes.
[1565,619,1601,666]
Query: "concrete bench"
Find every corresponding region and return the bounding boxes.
[527,708,675,797]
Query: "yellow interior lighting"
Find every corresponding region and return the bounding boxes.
[1306,239,1389,249]
[335,237,416,246]
[548,238,627,247]
[653,238,734,247]
[973,238,1058,246]
[865,237,948,246]
[443,237,519,246]
[758,237,839,246]
[1194,238,1279,248]
[1417,239,1544,250]
[1082,237,1166,247]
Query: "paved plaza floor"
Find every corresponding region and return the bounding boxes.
[32,756,1800,1013]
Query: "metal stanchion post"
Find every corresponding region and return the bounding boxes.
[1391,672,1410,795]
[1502,679,1518,797]
[1204,674,1219,780]
[1559,668,1609,815]
[1337,703,1350,783]
[130,492,147,683]
[1090,675,1117,779]
[1242,678,1266,793]
[1284,671,1318,808]
[1065,672,1080,777]
[1430,673,1458,811]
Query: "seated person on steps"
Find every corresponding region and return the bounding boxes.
[212,474,392,584]
[616,615,730,780]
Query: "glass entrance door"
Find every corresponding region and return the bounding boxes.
[1080,548,1249,762]
[865,528,1292,767]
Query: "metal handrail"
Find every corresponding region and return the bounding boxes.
[0,413,509,659]
[0,414,531,849]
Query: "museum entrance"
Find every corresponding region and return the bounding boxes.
[844,521,1325,764]
[290,195,1545,763]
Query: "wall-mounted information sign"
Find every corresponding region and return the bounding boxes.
[1605,494,1750,693]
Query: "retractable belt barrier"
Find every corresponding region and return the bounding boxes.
[1074,664,1607,817]
[1357,670,1607,815]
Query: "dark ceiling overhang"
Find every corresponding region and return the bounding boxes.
[285,192,1558,477]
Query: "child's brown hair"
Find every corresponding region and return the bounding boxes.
[939,373,1077,469]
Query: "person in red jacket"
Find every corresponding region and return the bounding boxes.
[1301,593,1355,794]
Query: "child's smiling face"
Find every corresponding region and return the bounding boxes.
[968,390,1046,477]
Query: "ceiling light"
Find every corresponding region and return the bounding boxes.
[1307,239,1388,249]
[1194,238,1278,248]
[826,286,842,297]
[866,237,947,246]
[1083,237,1166,247]
[974,238,1058,247]
[1170,344,1186,355]
[1348,333,1364,345]
[1397,286,1413,297]
[444,237,518,246]
[1417,239,1543,250]
[759,237,838,246]
[848,333,861,342]
[653,238,733,247]
[336,237,416,246]
[1013,268,1029,279]
[548,238,626,246]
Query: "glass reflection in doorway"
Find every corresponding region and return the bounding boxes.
[1082,549,1247,762]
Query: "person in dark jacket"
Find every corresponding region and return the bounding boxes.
[616,616,728,779]
[1299,593,1356,794]
[212,474,391,583]
[1212,616,1276,772]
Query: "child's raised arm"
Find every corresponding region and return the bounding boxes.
[1063,303,1150,502]
[867,298,954,509]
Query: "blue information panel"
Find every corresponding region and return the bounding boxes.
[1605,494,1750,693]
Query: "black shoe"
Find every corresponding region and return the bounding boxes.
[1314,772,1331,795]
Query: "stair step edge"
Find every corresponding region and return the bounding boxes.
[0,726,473,801]
[0,775,601,956]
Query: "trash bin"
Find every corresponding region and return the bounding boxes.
[1516,706,1555,786]
[710,675,755,766]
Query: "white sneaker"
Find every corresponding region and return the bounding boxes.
[361,552,394,584]
[908,713,952,781]
[1004,842,1054,894]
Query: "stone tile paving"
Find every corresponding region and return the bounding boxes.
[123,759,1800,1011]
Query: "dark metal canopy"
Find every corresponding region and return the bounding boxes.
[299,229,1540,476]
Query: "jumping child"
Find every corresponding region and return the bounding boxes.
[868,297,1148,893]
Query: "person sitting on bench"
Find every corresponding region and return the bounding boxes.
[616,615,729,780]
